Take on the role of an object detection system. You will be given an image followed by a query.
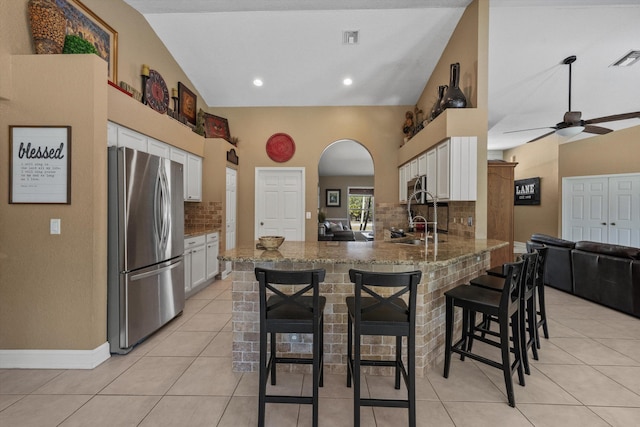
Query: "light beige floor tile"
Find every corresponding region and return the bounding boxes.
[535,364,640,406]
[374,401,454,427]
[302,372,369,399]
[600,319,640,339]
[477,364,580,405]
[168,356,241,396]
[218,289,233,300]
[0,369,62,394]
[35,354,140,394]
[59,395,160,427]
[126,324,176,356]
[100,356,194,395]
[0,394,90,427]
[443,401,533,427]
[222,318,233,331]
[427,359,506,404]
[200,299,232,314]
[190,282,227,300]
[528,340,584,365]
[550,337,638,365]
[217,396,259,427]
[147,331,216,357]
[0,394,23,411]
[139,395,229,426]
[178,312,232,332]
[589,406,640,427]
[518,403,609,427]
[234,372,259,396]
[592,365,640,395]
[200,331,233,357]
[360,373,439,401]
[544,319,587,338]
[554,318,635,339]
[298,397,376,427]
[595,338,640,363]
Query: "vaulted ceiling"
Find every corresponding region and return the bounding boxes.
[125,0,640,155]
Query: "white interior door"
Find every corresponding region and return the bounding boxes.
[226,167,237,250]
[608,175,640,247]
[563,177,608,242]
[562,174,640,246]
[255,168,305,241]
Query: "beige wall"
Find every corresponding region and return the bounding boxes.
[505,125,640,241]
[207,106,408,245]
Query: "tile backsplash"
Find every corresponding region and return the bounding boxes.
[184,201,222,235]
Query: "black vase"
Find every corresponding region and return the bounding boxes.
[429,85,447,121]
[441,63,467,110]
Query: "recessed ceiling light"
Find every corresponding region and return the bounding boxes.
[343,78,353,86]
[611,50,640,67]
[253,78,263,87]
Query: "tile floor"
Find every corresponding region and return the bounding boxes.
[2,278,640,426]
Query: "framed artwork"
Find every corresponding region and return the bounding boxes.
[9,126,72,204]
[203,113,230,140]
[514,177,541,205]
[55,0,118,83]
[178,82,197,125]
[326,189,341,207]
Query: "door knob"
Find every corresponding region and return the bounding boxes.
[260,222,264,226]
[601,222,606,225]
[611,222,616,226]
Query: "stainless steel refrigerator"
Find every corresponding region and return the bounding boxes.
[107,146,185,354]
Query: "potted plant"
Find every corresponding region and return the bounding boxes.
[317,210,327,236]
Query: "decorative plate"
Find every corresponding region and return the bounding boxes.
[145,69,169,114]
[266,133,295,162]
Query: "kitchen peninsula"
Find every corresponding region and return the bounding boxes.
[219,236,506,376]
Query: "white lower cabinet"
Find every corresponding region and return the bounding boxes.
[206,232,219,280]
[184,235,206,295]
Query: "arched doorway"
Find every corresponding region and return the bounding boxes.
[317,140,375,241]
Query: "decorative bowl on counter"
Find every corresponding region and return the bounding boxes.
[258,235,285,250]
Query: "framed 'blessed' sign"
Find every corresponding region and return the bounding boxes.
[9,126,71,204]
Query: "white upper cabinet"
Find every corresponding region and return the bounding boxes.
[186,154,202,202]
[418,153,427,177]
[116,126,147,151]
[147,137,170,158]
[426,148,437,196]
[437,137,477,201]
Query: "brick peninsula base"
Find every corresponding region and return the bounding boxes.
[220,237,505,377]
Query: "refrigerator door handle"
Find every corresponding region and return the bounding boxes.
[130,258,183,281]
[154,162,172,253]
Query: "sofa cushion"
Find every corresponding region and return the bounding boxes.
[329,222,344,233]
[574,241,640,260]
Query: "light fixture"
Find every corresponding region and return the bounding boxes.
[343,78,353,86]
[611,50,640,67]
[253,78,263,87]
[556,126,584,138]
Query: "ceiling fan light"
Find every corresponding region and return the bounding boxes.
[556,126,584,138]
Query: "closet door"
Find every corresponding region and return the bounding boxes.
[608,175,640,247]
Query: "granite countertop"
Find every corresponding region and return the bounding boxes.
[218,234,507,266]
[184,228,218,238]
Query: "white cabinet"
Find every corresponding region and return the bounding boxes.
[147,137,170,158]
[107,122,118,147]
[184,235,206,295]
[436,137,477,201]
[206,232,219,280]
[116,126,147,151]
[410,158,419,179]
[170,147,188,199]
[418,153,427,177]
[426,148,437,196]
[399,166,407,203]
[186,154,202,202]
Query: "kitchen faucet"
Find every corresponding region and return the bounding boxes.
[407,189,438,253]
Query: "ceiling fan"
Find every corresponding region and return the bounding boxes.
[507,55,640,143]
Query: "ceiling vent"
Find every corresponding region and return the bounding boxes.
[343,31,359,45]
[611,50,640,67]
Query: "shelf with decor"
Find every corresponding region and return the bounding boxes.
[397,107,487,167]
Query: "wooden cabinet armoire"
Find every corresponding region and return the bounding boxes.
[487,161,518,268]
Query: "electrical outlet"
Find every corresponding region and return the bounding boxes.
[290,334,299,342]
[453,217,456,223]
[50,218,61,234]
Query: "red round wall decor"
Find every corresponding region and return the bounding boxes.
[266,133,295,162]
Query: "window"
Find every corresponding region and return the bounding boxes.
[348,187,374,231]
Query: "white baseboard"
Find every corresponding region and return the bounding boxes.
[0,342,110,369]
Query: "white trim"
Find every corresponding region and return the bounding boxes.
[0,342,110,369]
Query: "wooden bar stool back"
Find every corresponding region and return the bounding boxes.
[255,267,326,427]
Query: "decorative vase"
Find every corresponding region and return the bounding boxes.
[429,85,447,121]
[28,0,67,54]
[441,62,467,110]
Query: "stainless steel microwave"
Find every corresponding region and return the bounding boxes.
[407,175,427,204]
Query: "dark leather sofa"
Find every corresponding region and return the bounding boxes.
[319,220,356,241]
[530,233,640,318]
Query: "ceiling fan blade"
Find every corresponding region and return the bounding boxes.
[526,131,556,143]
[583,125,612,135]
[584,111,640,125]
[504,126,554,134]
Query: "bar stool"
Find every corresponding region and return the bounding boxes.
[346,269,422,427]
[443,260,526,407]
[469,252,538,375]
[526,242,550,346]
[255,268,326,427]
